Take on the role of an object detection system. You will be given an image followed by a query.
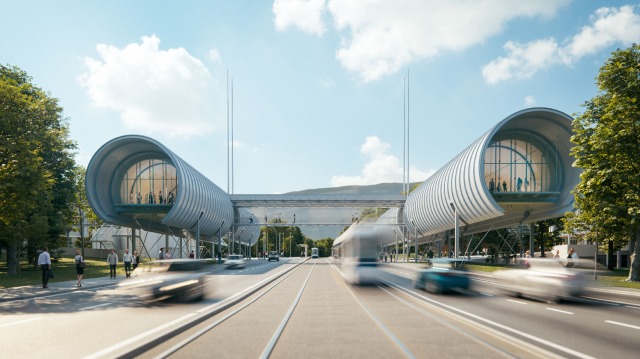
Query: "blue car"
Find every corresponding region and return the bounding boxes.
[413,259,470,294]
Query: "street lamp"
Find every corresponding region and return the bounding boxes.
[449,203,459,259]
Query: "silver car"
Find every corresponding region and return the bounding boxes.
[225,254,246,269]
[493,258,591,302]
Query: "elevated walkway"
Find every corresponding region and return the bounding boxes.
[230,194,406,208]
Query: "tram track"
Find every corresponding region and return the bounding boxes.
[107,259,309,359]
[136,260,317,358]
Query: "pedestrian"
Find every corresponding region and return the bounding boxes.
[566,248,577,268]
[554,250,560,258]
[107,249,118,278]
[167,191,174,205]
[37,247,51,288]
[158,247,165,260]
[136,192,142,204]
[502,180,507,192]
[165,249,172,259]
[75,249,85,287]
[489,178,495,192]
[517,177,523,192]
[123,249,133,278]
[189,250,195,259]
[132,250,140,270]
[158,191,164,204]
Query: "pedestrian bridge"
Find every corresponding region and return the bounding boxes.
[229,194,407,208]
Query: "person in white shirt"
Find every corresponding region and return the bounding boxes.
[123,249,133,278]
[107,249,118,278]
[37,247,51,288]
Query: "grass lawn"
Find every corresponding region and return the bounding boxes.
[0,257,112,289]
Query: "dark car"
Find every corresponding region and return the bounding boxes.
[118,259,210,302]
[413,259,470,294]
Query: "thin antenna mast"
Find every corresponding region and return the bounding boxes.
[403,76,407,195]
[231,77,235,194]
[226,69,230,193]
[407,69,410,195]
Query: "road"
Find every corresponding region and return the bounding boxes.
[1,258,639,358]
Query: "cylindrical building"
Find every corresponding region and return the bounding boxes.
[404,107,580,239]
[85,135,234,240]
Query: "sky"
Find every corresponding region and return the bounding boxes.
[2,0,640,195]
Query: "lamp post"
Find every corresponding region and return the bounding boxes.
[449,203,459,259]
[195,211,204,259]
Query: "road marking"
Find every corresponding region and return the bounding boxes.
[546,308,574,315]
[0,317,42,328]
[605,320,640,330]
[507,299,528,305]
[385,280,596,359]
[83,312,197,359]
[80,303,111,311]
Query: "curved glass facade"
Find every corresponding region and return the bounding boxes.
[119,159,178,205]
[484,132,560,194]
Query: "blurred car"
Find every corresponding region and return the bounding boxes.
[413,259,470,294]
[118,259,209,302]
[268,251,279,261]
[493,258,590,302]
[225,254,246,269]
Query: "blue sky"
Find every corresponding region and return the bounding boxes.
[2,1,639,194]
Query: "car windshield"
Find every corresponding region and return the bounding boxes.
[228,255,242,260]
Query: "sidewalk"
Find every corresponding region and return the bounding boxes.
[0,275,118,302]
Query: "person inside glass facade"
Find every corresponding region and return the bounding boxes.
[484,134,560,194]
[119,159,178,205]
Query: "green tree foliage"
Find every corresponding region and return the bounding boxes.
[567,44,640,281]
[0,64,78,275]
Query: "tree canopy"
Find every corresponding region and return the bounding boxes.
[567,44,640,281]
[0,64,78,274]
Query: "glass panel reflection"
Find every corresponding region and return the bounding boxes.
[119,159,178,204]
[484,137,557,193]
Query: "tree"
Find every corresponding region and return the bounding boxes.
[568,44,640,281]
[0,64,78,275]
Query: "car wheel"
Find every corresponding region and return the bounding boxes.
[426,281,441,294]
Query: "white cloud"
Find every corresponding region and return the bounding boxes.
[78,35,218,137]
[331,136,433,186]
[323,0,567,82]
[273,0,327,36]
[483,5,640,84]
[524,95,536,107]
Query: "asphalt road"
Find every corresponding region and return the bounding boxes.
[1,259,639,359]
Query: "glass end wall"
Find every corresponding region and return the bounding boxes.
[484,134,560,195]
[119,159,178,205]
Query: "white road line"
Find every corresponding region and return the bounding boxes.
[82,313,197,359]
[0,317,43,328]
[605,320,640,330]
[545,308,574,315]
[507,299,528,305]
[80,303,111,311]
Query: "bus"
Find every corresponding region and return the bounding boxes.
[311,247,319,258]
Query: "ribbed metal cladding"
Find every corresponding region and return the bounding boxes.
[85,135,233,237]
[404,107,577,238]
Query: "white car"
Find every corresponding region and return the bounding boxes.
[493,258,591,302]
[225,254,246,269]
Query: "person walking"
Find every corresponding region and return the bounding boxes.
[132,250,140,270]
[165,249,172,259]
[158,247,165,260]
[37,247,51,288]
[123,249,133,278]
[107,249,118,278]
[74,249,85,287]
